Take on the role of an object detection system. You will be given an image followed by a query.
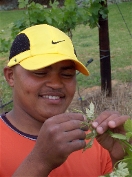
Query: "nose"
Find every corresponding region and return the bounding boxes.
[45,74,63,89]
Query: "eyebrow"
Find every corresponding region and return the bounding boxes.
[44,64,76,70]
[60,65,76,70]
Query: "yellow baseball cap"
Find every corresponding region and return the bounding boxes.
[8,24,89,76]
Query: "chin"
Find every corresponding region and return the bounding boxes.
[45,110,66,118]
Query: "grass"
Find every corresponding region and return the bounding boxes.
[0,10,25,28]
[0,10,25,36]
[72,1,132,88]
[0,2,132,114]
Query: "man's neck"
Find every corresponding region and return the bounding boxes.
[6,109,43,136]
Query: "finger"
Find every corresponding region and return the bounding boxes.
[48,113,85,125]
[93,111,120,127]
[92,112,128,134]
[56,139,86,158]
[53,129,86,154]
[59,119,88,132]
[67,139,86,153]
[97,113,121,134]
[92,111,120,133]
[65,129,86,142]
[108,115,129,128]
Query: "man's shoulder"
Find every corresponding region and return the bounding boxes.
[0,112,7,123]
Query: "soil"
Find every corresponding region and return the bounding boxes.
[68,80,132,116]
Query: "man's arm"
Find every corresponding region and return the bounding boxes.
[12,150,51,177]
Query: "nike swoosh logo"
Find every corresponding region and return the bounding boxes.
[52,40,65,44]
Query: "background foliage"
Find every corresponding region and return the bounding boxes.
[0,0,109,53]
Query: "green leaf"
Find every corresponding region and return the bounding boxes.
[126,132,132,141]
[18,0,29,8]
[85,132,95,139]
[85,102,95,119]
[111,133,127,140]
[83,139,94,150]
[124,119,132,132]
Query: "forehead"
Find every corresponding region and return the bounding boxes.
[35,60,76,71]
[13,60,76,74]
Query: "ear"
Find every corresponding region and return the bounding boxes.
[4,66,14,87]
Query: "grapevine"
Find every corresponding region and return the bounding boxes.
[0,0,109,53]
[76,102,132,177]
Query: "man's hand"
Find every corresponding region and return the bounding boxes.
[13,113,88,177]
[92,111,129,165]
[33,113,88,172]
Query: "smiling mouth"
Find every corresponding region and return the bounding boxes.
[42,95,60,100]
[40,95,65,100]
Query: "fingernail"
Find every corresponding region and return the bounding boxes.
[92,122,98,128]
[97,127,104,134]
[108,121,116,128]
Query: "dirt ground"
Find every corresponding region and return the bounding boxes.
[68,80,132,117]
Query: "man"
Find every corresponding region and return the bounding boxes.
[0,24,128,177]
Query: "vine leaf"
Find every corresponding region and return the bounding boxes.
[124,118,132,132]
[110,133,127,140]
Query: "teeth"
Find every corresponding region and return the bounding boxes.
[43,95,60,100]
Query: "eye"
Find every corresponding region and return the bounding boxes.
[33,72,47,77]
[61,71,76,78]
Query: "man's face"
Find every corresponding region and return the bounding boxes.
[12,60,76,122]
